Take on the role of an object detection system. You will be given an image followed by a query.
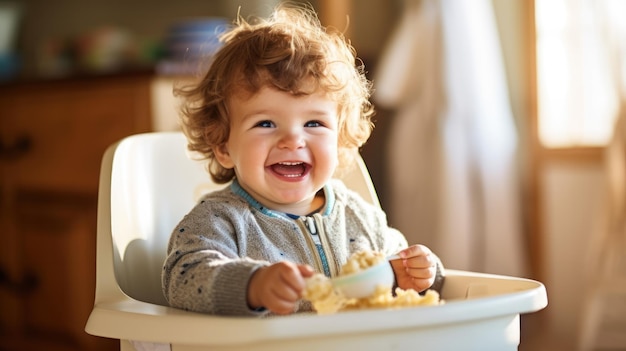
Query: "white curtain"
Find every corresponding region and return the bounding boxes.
[374,0,527,276]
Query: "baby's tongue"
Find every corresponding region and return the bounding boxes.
[272,163,305,177]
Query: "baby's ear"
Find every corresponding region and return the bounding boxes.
[213,143,234,169]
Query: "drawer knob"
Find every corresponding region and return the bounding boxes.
[0,267,39,294]
[0,135,32,161]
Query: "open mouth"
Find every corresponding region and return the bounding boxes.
[270,161,311,178]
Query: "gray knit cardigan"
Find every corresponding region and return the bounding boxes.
[162,178,443,316]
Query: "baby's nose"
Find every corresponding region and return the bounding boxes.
[278,130,305,149]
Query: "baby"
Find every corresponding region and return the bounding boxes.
[161,2,445,316]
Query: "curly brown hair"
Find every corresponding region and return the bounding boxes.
[176,2,374,183]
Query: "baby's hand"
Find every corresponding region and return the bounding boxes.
[390,245,437,292]
[247,261,314,315]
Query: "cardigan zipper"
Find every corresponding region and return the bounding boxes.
[301,214,338,277]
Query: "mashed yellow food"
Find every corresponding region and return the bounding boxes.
[303,250,442,314]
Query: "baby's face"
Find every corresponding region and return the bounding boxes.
[215,86,339,215]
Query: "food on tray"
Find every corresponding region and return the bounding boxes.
[303,274,347,314]
[303,250,442,314]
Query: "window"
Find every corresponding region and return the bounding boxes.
[535,0,626,148]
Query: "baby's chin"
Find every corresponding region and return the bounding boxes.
[266,191,324,215]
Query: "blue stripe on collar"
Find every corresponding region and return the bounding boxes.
[229,179,335,218]
[230,180,286,219]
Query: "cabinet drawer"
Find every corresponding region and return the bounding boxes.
[1,77,153,194]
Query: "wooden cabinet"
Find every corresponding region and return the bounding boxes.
[0,74,156,351]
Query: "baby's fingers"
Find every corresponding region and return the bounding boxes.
[399,244,432,260]
[410,276,435,292]
[404,254,435,270]
[406,265,437,280]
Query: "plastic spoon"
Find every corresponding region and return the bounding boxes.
[331,254,401,299]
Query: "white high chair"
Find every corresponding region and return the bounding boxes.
[85,132,547,351]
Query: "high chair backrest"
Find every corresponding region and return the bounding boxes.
[100,132,380,306]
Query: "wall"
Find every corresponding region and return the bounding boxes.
[543,162,605,346]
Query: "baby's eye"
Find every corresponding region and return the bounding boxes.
[305,120,323,128]
[255,120,275,128]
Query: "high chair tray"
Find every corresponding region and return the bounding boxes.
[86,269,547,351]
